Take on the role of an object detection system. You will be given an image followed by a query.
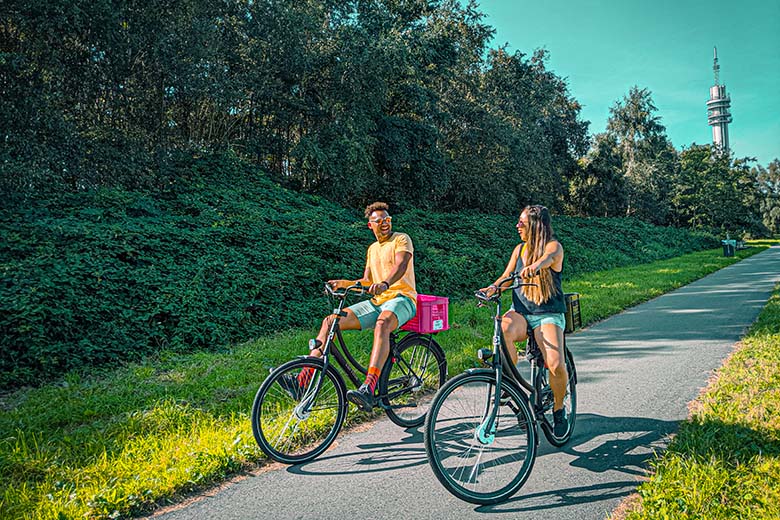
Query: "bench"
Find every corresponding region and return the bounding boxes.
[736,240,748,250]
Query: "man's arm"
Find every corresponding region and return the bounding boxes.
[328,266,371,290]
[369,251,411,295]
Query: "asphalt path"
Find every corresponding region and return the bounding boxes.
[152,246,780,520]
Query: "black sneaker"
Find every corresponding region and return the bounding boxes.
[347,384,376,412]
[278,373,303,401]
[499,390,511,406]
[553,408,568,437]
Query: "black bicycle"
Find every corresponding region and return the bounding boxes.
[423,273,577,504]
[252,282,447,464]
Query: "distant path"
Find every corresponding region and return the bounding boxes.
[151,246,780,520]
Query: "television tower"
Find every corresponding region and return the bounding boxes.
[706,47,732,153]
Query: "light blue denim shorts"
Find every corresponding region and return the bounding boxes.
[347,296,416,330]
[511,306,566,331]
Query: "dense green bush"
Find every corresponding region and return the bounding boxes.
[0,156,718,389]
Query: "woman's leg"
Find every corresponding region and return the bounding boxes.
[501,310,529,365]
[534,323,568,410]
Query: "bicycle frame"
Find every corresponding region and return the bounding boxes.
[474,275,542,442]
[302,282,436,413]
[474,273,573,436]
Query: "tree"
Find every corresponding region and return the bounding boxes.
[568,133,627,217]
[671,145,764,235]
[754,159,780,234]
[605,86,677,224]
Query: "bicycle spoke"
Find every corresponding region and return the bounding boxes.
[381,337,445,428]
[425,374,536,504]
[252,360,347,464]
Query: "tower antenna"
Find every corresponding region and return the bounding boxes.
[707,46,732,154]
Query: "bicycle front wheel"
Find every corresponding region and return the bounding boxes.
[424,371,537,505]
[379,335,446,428]
[251,357,347,464]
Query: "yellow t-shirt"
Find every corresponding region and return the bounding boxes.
[366,232,417,307]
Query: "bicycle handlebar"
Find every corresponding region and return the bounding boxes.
[324,281,371,299]
[474,272,538,303]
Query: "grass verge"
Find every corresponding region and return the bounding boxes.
[612,279,780,520]
[0,245,771,519]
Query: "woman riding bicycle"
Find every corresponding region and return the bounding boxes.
[481,205,569,437]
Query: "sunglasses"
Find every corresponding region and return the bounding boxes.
[368,216,392,225]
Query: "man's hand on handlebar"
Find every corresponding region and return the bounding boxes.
[368,281,389,296]
[327,279,353,291]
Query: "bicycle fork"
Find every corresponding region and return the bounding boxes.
[295,301,348,417]
[475,326,505,445]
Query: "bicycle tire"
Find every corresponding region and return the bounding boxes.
[537,346,577,446]
[251,357,347,464]
[424,370,537,504]
[379,335,446,428]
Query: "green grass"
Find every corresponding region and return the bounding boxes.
[0,245,771,520]
[614,281,780,520]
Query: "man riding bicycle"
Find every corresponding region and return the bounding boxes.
[280,201,417,412]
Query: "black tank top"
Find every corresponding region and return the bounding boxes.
[512,244,566,315]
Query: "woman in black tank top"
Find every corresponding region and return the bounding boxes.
[480,205,570,436]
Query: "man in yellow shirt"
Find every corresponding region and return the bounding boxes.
[280,201,417,411]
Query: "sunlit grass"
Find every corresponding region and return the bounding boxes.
[615,282,780,520]
[0,245,771,519]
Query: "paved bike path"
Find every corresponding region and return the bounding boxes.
[152,246,780,520]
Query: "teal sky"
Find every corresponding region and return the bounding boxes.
[475,0,780,166]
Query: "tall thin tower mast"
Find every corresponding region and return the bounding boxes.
[707,47,732,153]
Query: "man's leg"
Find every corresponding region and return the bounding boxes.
[367,310,399,384]
[347,310,399,411]
[290,310,362,392]
[309,309,361,358]
[347,294,418,411]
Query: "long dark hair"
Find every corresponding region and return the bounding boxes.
[521,205,559,304]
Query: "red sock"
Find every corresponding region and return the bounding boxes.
[298,367,315,387]
[364,366,381,393]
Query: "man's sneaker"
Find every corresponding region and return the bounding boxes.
[553,408,568,437]
[347,384,376,412]
[278,373,303,401]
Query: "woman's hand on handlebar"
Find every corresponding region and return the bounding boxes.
[519,264,541,279]
[479,284,499,298]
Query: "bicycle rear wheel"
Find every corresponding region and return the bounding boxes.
[251,357,347,464]
[379,335,446,428]
[424,371,537,504]
[538,346,577,446]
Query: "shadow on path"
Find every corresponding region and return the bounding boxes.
[477,413,677,513]
[288,413,677,487]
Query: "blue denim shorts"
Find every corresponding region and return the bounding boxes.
[511,306,566,331]
[347,296,416,330]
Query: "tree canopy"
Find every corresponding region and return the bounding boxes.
[1,1,775,234]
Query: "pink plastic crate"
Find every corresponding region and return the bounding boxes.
[401,294,449,334]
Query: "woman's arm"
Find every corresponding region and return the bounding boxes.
[519,240,562,278]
